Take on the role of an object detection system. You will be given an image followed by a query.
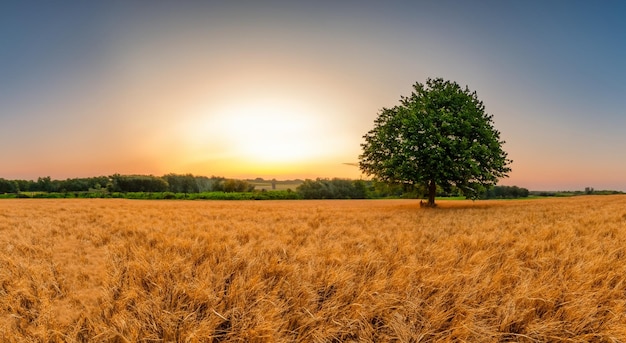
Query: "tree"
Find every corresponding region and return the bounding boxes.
[37,176,54,192]
[222,179,254,192]
[481,185,529,199]
[163,173,199,194]
[359,78,511,207]
[0,178,18,193]
[296,178,368,199]
[110,174,169,192]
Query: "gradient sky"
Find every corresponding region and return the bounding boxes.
[1,1,625,190]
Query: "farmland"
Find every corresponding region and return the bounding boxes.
[1,196,626,341]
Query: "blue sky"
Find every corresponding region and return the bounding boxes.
[1,1,625,190]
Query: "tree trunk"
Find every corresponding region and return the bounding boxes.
[427,180,437,207]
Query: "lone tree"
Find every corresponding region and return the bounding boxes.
[359,78,511,207]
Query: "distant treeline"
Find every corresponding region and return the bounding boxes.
[295,179,531,200]
[530,188,624,197]
[296,179,368,199]
[0,174,541,200]
[480,185,529,199]
[0,174,254,194]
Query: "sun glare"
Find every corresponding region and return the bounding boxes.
[222,104,319,161]
[182,99,326,170]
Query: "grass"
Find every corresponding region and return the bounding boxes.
[0,190,301,200]
[1,196,626,341]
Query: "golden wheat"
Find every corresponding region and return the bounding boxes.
[1,196,626,342]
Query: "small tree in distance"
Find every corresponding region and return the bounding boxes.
[359,78,511,207]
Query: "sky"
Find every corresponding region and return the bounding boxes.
[1,1,625,191]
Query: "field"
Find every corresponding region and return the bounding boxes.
[248,180,303,191]
[1,196,626,342]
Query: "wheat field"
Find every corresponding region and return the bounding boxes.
[1,196,626,342]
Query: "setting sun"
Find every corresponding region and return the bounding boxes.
[212,102,322,162]
[178,95,347,177]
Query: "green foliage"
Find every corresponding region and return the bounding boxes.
[37,176,57,192]
[222,179,255,192]
[0,178,19,193]
[0,174,271,199]
[195,175,224,192]
[481,185,529,199]
[14,180,33,192]
[57,176,110,192]
[360,78,511,206]
[0,189,300,200]
[530,189,624,197]
[163,173,200,193]
[365,179,431,199]
[160,174,230,193]
[191,190,300,200]
[296,178,368,199]
[110,174,169,193]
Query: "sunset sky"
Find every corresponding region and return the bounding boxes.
[1,1,625,191]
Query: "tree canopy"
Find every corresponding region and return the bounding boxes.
[359,78,511,206]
